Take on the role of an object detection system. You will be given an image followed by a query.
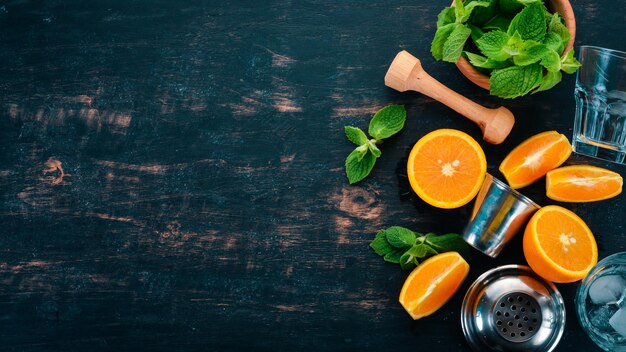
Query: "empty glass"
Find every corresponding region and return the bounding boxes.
[573,46,626,164]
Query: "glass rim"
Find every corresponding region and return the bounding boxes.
[579,45,626,59]
[593,251,626,268]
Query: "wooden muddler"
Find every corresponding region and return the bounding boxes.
[384,50,514,145]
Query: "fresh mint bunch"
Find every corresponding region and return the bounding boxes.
[370,226,471,270]
[430,0,581,98]
[344,105,406,184]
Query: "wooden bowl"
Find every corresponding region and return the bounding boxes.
[453,0,576,90]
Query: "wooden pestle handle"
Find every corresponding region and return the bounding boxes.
[384,50,514,145]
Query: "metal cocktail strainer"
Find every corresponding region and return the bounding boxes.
[461,265,566,352]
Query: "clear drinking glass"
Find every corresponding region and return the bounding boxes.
[576,252,626,351]
[573,46,626,164]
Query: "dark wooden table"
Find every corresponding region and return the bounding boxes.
[1,1,624,351]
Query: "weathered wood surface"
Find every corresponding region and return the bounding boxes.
[0,1,624,350]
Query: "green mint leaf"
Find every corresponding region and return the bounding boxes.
[453,0,466,23]
[457,1,490,23]
[513,42,548,66]
[465,52,510,69]
[384,248,406,264]
[548,13,570,49]
[399,252,417,270]
[516,0,542,4]
[498,0,523,16]
[483,15,512,32]
[410,244,428,258]
[411,242,439,259]
[370,230,394,256]
[503,31,525,56]
[468,23,485,43]
[370,229,412,265]
[425,245,438,257]
[543,32,564,53]
[399,242,439,270]
[442,24,472,63]
[431,23,457,61]
[540,50,561,72]
[507,2,546,42]
[560,48,581,74]
[468,0,498,26]
[368,104,406,140]
[463,2,490,13]
[489,63,542,98]
[476,30,511,61]
[345,148,376,184]
[354,144,368,161]
[533,70,562,93]
[437,7,456,28]
[344,126,369,146]
[465,51,489,66]
[425,233,471,262]
[384,226,417,249]
[366,140,381,158]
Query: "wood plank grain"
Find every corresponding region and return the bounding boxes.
[0,0,624,351]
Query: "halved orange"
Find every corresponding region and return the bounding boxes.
[523,205,598,283]
[407,129,486,209]
[499,131,572,189]
[546,165,623,202]
[399,252,469,320]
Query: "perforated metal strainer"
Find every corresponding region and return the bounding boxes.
[461,265,566,352]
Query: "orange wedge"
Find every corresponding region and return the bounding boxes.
[399,252,469,320]
[407,129,486,209]
[499,131,572,189]
[546,165,623,202]
[523,205,597,283]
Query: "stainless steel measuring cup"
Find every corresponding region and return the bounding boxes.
[462,174,540,258]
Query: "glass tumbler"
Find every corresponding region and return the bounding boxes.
[573,46,626,164]
[576,252,626,351]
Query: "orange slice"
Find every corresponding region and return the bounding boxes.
[546,165,623,202]
[399,252,469,320]
[407,129,486,209]
[523,205,598,283]
[499,131,572,189]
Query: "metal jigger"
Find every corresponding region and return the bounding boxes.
[462,174,540,258]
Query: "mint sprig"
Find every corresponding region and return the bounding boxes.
[370,226,471,271]
[343,105,406,184]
